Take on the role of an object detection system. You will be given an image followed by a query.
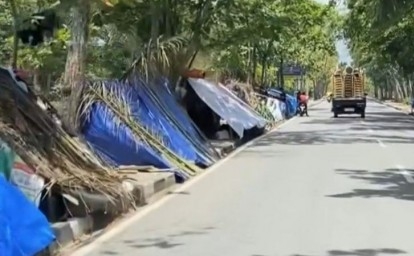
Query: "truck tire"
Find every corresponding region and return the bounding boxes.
[334,112,338,118]
[361,112,365,118]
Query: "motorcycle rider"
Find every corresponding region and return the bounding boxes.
[298,91,309,116]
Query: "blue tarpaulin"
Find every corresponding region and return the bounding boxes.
[266,88,297,118]
[285,93,298,118]
[129,78,214,166]
[82,102,172,168]
[81,79,216,180]
[144,78,217,164]
[153,78,206,142]
[0,176,54,256]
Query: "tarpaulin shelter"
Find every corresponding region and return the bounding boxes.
[187,78,267,138]
[267,88,297,118]
[80,78,218,181]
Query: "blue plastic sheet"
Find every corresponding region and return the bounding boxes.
[144,78,216,164]
[284,93,298,118]
[266,89,297,118]
[81,79,216,180]
[0,176,54,256]
[82,102,172,168]
[153,78,205,141]
[128,79,199,162]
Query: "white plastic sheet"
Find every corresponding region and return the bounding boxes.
[188,78,267,138]
[266,97,285,121]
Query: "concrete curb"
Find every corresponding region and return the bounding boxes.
[41,172,176,255]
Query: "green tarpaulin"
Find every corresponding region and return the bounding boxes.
[0,139,15,180]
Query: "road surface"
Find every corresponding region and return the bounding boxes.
[73,99,414,256]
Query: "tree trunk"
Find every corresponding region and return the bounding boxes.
[252,46,257,85]
[150,1,159,40]
[247,43,252,84]
[33,68,41,93]
[409,75,414,98]
[312,79,317,99]
[279,56,284,89]
[260,56,266,86]
[8,0,19,69]
[62,0,91,132]
[63,0,91,89]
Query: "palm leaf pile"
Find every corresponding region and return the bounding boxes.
[77,79,204,180]
[223,80,276,124]
[0,69,131,203]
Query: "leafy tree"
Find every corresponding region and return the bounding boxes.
[342,0,414,101]
[0,0,340,101]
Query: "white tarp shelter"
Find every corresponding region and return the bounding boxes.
[266,97,285,121]
[188,78,267,138]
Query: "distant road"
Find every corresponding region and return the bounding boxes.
[73,99,414,256]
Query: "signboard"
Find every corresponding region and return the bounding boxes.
[282,64,306,76]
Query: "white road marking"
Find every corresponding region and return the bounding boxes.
[396,165,414,183]
[70,116,300,256]
[376,139,386,148]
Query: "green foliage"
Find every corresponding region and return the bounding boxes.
[0,0,340,97]
[342,0,414,100]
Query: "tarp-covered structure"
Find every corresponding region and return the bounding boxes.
[0,176,54,256]
[187,78,267,138]
[0,68,131,202]
[80,78,219,181]
[265,97,285,121]
[267,88,298,118]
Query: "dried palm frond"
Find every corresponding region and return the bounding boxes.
[77,80,202,179]
[122,35,189,82]
[0,69,132,204]
[222,79,275,128]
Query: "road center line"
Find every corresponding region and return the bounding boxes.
[376,139,386,147]
[396,165,414,183]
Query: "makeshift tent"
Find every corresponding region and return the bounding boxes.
[148,78,219,161]
[285,93,298,118]
[187,78,267,138]
[0,67,130,202]
[266,97,285,121]
[266,88,297,118]
[267,88,286,102]
[81,79,218,180]
[0,176,54,256]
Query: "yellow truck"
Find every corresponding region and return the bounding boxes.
[331,66,366,118]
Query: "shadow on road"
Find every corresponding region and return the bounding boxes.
[304,112,413,127]
[327,168,414,201]
[326,248,406,255]
[98,227,215,255]
[249,107,414,147]
[288,248,406,256]
[251,129,414,146]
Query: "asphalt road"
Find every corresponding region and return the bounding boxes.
[73,99,414,256]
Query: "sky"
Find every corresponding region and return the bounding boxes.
[315,0,352,63]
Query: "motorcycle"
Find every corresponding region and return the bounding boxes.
[297,103,307,117]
